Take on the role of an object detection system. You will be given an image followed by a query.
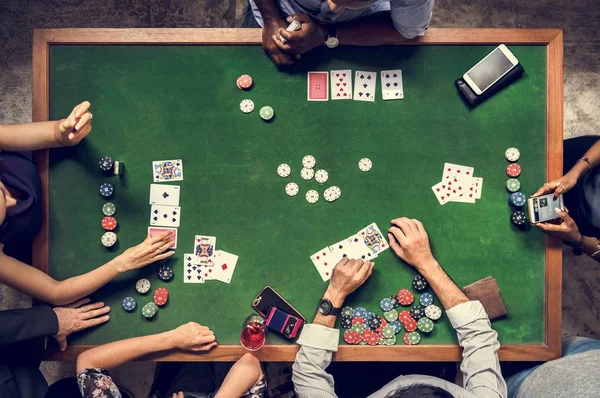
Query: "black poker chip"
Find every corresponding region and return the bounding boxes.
[410,305,425,320]
[99,156,114,171]
[341,317,352,329]
[157,265,173,281]
[412,275,428,291]
[388,294,400,309]
[511,210,527,226]
[367,314,382,330]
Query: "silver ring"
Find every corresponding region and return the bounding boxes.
[88,112,93,119]
[558,184,566,191]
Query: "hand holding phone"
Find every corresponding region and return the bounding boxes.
[527,193,564,223]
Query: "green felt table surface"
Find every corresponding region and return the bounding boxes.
[48,44,546,346]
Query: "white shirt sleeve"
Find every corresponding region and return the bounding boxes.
[390,0,435,39]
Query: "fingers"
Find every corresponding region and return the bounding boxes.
[391,217,415,236]
[59,338,67,352]
[357,260,373,281]
[553,184,566,199]
[69,124,92,142]
[336,257,350,268]
[388,232,404,256]
[532,185,551,197]
[412,219,426,234]
[149,229,175,245]
[198,342,218,352]
[82,314,110,329]
[389,226,407,246]
[287,13,310,23]
[74,101,91,118]
[68,297,91,308]
[536,222,562,232]
[152,250,176,262]
[80,305,111,320]
[73,111,92,132]
[554,207,569,221]
[78,301,106,313]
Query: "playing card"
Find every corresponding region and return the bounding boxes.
[328,238,358,263]
[330,70,352,100]
[431,180,462,205]
[346,234,377,261]
[357,222,389,255]
[150,205,181,227]
[449,177,477,203]
[207,250,238,284]
[184,253,204,283]
[153,159,183,182]
[473,177,483,199]
[442,163,474,182]
[193,235,216,266]
[149,184,180,206]
[380,69,404,100]
[353,71,376,102]
[147,227,177,249]
[310,247,335,281]
[307,71,329,101]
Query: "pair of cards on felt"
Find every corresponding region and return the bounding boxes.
[184,237,239,284]
[149,158,184,228]
[308,70,404,102]
[431,163,483,205]
[311,222,389,282]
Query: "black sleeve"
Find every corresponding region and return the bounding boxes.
[0,305,59,345]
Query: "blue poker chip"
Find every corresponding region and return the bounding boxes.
[100,182,114,197]
[122,296,136,312]
[420,292,434,307]
[509,192,526,207]
[352,307,368,318]
[389,320,403,334]
[380,297,394,312]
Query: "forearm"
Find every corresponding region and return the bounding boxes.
[77,330,177,372]
[337,12,409,46]
[0,306,58,344]
[253,0,286,23]
[0,121,64,151]
[419,261,469,310]
[574,236,600,262]
[568,139,600,179]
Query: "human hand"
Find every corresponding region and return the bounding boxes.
[534,207,581,242]
[275,14,327,57]
[53,298,110,351]
[171,322,217,352]
[56,101,93,146]
[117,230,176,272]
[172,393,184,398]
[262,19,294,66]
[532,172,578,199]
[388,218,437,272]
[325,258,374,305]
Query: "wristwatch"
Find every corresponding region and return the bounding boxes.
[324,24,339,49]
[318,298,341,316]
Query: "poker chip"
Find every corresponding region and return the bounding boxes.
[398,289,414,306]
[302,155,316,169]
[101,232,117,247]
[403,332,412,345]
[412,275,428,291]
[341,306,353,317]
[375,318,388,335]
[142,302,159,319]
[122,297,136,312]
[511,210,527,226]
[153,287,169,306]
[343,330,362,345]
[509,192,527,207]
[351,323,365,334]
[324,186,341,203]
[99,156,114,171]
[300,167,315,180]
[403,319,418,332]
[285,182,299,197]
[135,278,151,294]
[237,74,253,90]
[305,189,319,204]
[113,161,124,176]
[506,178,521,192]
[408,331,421,345]
[410,305,425,320]
[366,311,376,321]
[417,317,434,333]
[398,310,412,323]
[506,163,522,178]
[315,169,329,183]
[367,314,382,330]
[341,317,352,329]
[380,336,396,346]
[157,265,174,281]
[99,183,114,197]
[388,294,400,309]
[358,158,372,172]
[102,202,116,216]
[362,329,379,346]
[259,106,274,121]
[420,292,434,307]
[277,163,291,178]
[505,147,520,162]
[382,325,395,339]
[380,297,394,312]
[351,316,366,326]
[389,320,403,334]
[425,305,442,321]
[239,99,254,114]
[352,307,368,318]
[101,216,117,231]
[384,309,398,322]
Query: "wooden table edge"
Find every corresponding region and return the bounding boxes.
[33,28,563,362]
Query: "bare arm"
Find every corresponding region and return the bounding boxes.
[418,260,469,310]
[215,353,264,398]
[253,0,294,66]
[337,12,410,46]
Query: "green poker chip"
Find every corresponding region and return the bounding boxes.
[341,306,353,317]
[382,325,395,339]
[351,324,365,334]
[259,106,274,121]
[381,336,397,346]
[142,302,158,319]
[102,202,116,216]
[417,317,434,333]
[408,331,421,344]
[384,309,398,322]
[506,178,520,193]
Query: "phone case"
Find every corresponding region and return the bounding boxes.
[252,286,306,322]
[455,63,524,107]
[265,307,304,339]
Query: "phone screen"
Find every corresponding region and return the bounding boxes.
[528,194,564,223]
[466,47,516,93]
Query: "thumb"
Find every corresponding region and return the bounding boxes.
[388,233,406,259]
[289,14,310,23]
[59,338,67,351]
[554,207,569,220]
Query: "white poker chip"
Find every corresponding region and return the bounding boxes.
[505,147,520,162]
[101,231,117,247]
[358,158,373,172]
[314,169,329,183]
[285,182,299,196]
[300,167,315,180]
[324,186,341,202]
[277,163,291,178]
[424,304,442,321]
[305,190,319,204]
[135,278,151,294]
[302,155,316,169]
[240,99,254,114]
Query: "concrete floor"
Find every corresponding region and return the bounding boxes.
[1,0,599,396]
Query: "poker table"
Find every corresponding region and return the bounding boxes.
[32,28,563,362]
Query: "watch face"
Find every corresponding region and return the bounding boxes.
[319,299,332,314]
[325,37,339,49]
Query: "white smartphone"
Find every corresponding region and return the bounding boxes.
[463,44,519,95]
[527,193,565,224]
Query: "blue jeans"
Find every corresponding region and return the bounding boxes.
[506,337,600,398]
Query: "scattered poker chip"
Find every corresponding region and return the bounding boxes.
[135,278,151,294]
[389,320,403,334]
[157,265,174,281]
[366,311,376,321]
[506,163,522,178]
[351,323,365,334]
[341,317,352,329]
[302,155,316,169]
[505,147,520,162]
[509,192,527,207]
[153,287,169,306]
[101,216,117,231]
[403,332,412,345]
[142,302,159,319]
[506,178,521,192]
[314,169,329,183]
[425,305,442,321]
[382,325,395,339]
[388,294,400,309]
[511,210,527,226]
[410,305,425,320]
[351,316,366,326]
[344,330,362,345]
[380,297,394,312]
[362,329,379,346]
[285,182,299,197]
[99,156,114,171]
[375,318,388,334]
[417,317,434,333]
[99,183,114,197]
[259,106,274,121]
[277,163,291,178]
[300,167,315,180]
[102,202,116,216]
[408,331,421,345]
[403,319,418,332]
[341,306,353,317]
[122,297,136,312]
[237,74,253,90]
[367,314,382,330]
[412,275,428,291]
[352,307,368,318]
[380,336,397,346]
[398,289,414,306]
[101,232,117,247]
[323,186,341,203]
[358,158,372,172]
[398,310,412,323]
[239,99,254,114]
[384,309,398,322]
[420,292,434,307]
[305,189,319,204]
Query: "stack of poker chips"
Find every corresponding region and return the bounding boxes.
[504,148,527,227]
[98,155,124,248]
[125,276,172,319]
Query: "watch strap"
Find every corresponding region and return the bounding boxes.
[327,24,337,39]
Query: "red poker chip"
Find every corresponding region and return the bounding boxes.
[398,310,412,322]
[351,316,366,326]
[344,330,361,345]
[237,74,253,90]
[153,287,169,306]
[403,332,412,345]
[398,289,414,306]
[506,163,522,177]
[101,216,117,231]
[404,320,418,332]
[362,330,379,346]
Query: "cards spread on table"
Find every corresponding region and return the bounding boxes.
[432,163,483,205]
[307,71,329,101]
[380,70,404,100]
[205,250,238,284]
[150,205,181,227]
[153,159,183,182]
[183,237,239,284]
[310,223,388,281]
[184,253,205,283]
[149,184,180,206]
[147,227,178,249]
[354,71,376,102]
[330,70,352,100]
